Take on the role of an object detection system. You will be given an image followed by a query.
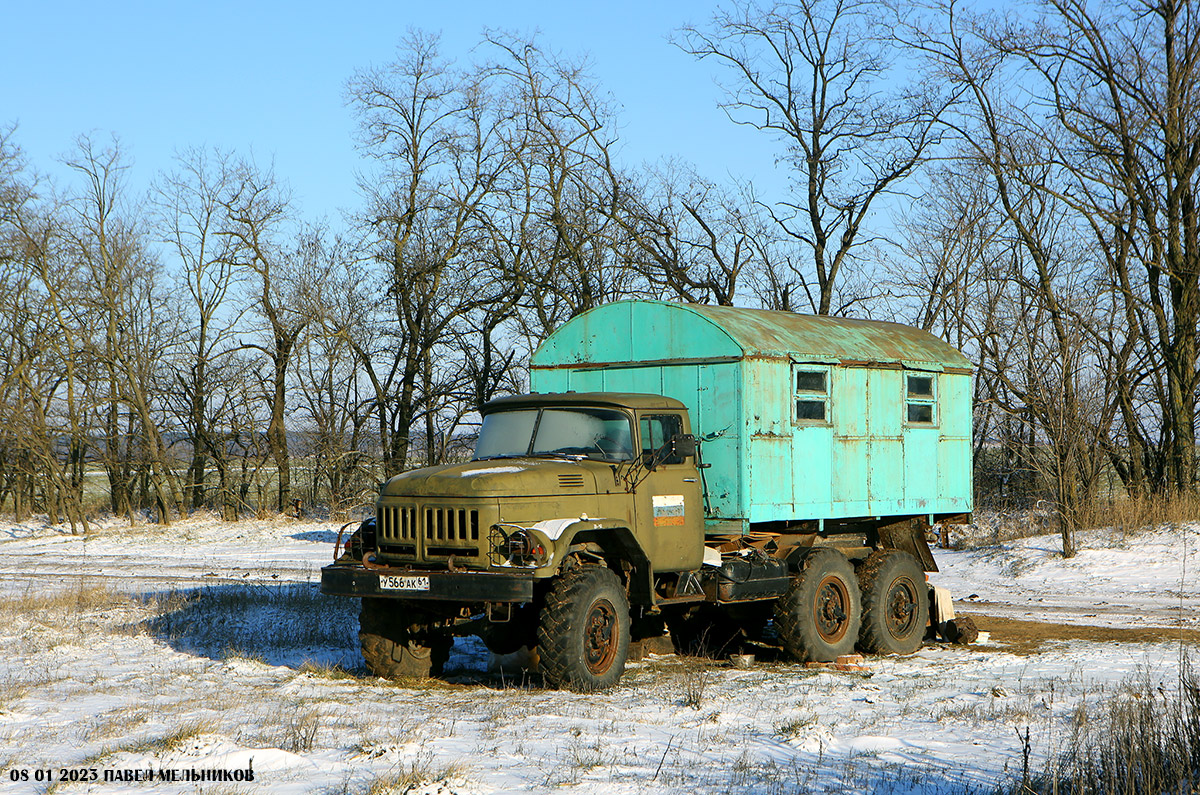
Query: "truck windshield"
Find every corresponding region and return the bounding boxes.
[474,407,634,461]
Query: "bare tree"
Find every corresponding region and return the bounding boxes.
[64,136,183,523]
[996,0,1200,495]
[0,130,93,528]
[346,31,570,473]
[480,32,647,340]
[617,162,761,306]
[288,229,378,515]
[679,0,955,315]
[215,161,306,513]
[899,0,1200,528]
[152,147,248,516]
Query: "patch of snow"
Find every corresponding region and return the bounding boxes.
[455,466,528,476]
[933,523,1200,628]
[530,518,579,539]
[0,514,1196,794]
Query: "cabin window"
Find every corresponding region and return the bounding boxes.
[906,374,937,425]
[793,366,830,424]
[640,414,685,465]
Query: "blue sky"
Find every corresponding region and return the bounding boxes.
[2,0,784,220]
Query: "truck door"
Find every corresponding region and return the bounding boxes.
[635,412,704,572]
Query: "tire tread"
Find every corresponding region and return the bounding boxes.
[358,599,450,678]
[775,548,861,663]
[536,565,629,691]
[857,549,927,655]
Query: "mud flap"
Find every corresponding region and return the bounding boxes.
[878,518,939,572]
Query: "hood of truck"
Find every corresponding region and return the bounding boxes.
[381,458,604,497]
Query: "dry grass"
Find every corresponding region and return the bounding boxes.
[84,706,154,742]
[0,582,136,621]
[0,669,72,711]
[774,712,819,737]
[297,660,357,680]
[933,697,1036,727]
[278,703,321,753]
[674,657,712,710]
[0,583,150,655]
[949,508,1057,548]
[76,719,218,768]
[1005,656,1200,794]
[1076,491,1200,539]
[154,720,220,753]
[362,754,469,795]
[141,583,358,658]
[0,577,358,673]
[954,492,1200,550]
[681,670,708,710]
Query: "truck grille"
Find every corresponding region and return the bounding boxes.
[378,505,419,541]
[376,502,484,559]
[423,507,480,542]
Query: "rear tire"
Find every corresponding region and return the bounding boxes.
[359,598,451,678]
[536,566,630,691]
[776,549,861,662]
[857,550,928,655]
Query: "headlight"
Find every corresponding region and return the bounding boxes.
[490,525,549,567]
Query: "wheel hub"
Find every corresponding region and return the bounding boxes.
[584,598,619,674]
[884,577,919,637]
[813,575,850,643]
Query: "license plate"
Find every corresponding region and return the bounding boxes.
[378,574,431,591]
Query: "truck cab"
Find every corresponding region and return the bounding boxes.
[322,391,716,690]
[363,392,703,576]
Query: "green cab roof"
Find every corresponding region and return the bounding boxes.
[531,300,973,371]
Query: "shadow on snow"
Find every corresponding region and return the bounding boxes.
[137,581,510,683]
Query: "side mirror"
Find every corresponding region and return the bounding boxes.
[672,434,697,459]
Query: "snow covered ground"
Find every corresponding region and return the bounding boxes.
[936,523,1200,630]
[0,513,1195,794]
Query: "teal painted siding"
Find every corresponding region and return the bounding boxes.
[831,367,869,516]
[745,358,790,522]
[697,363,742,519]
[794,424,833,517]
[531,300,742,367]
[529,301,974,532]
[533,368,568,392]
[867,370,904,515]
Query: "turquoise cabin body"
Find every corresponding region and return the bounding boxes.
[530,300,974,535]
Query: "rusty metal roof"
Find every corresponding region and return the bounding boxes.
[681,303,973,369]
[531,301,973,371]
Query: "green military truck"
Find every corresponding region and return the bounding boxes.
[321,301,973,691]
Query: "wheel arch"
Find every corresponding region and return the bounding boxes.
[552,520,653,606]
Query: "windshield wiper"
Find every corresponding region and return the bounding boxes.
[475,451,588,462]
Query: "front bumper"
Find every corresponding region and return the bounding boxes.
[320,563,535,602]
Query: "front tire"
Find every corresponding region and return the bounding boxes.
[359,598,452,678]
[857,550,928,655]
[776,548,861,662]
[536,566,630,691]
